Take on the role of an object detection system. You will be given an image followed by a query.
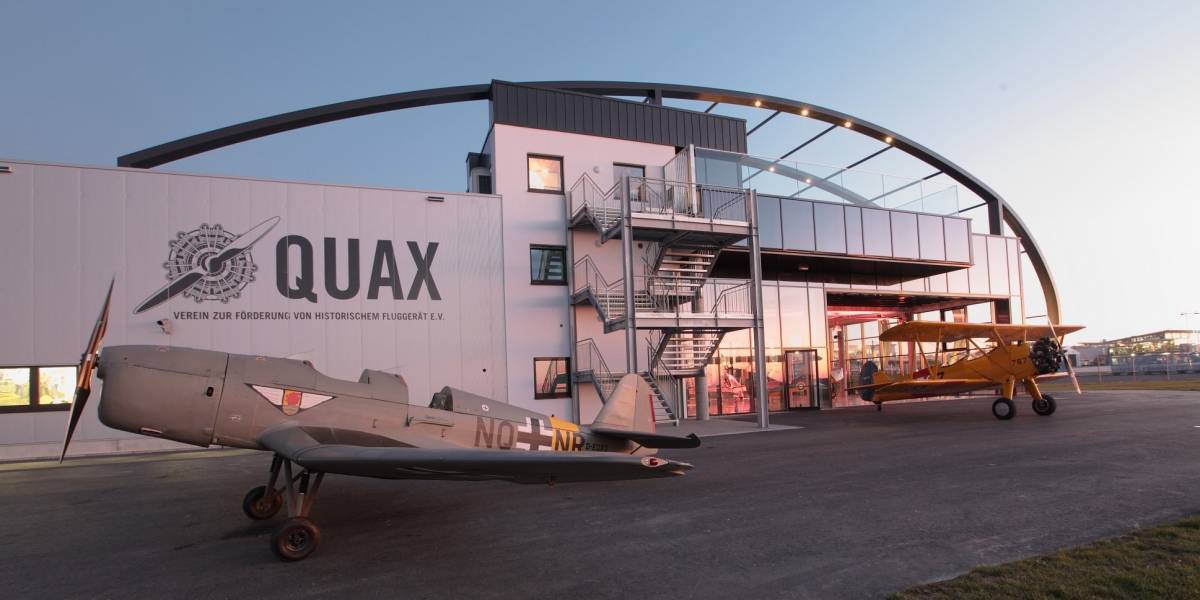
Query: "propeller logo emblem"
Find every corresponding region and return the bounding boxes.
[134,216,280,314]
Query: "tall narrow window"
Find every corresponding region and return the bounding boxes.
[528,154,563,193]
[530,245,567,285]
[613,163,646,203]
[534,357,571,399]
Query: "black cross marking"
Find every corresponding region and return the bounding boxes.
[517,418,553,451]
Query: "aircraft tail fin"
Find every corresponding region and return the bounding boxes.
[592,373,656,433]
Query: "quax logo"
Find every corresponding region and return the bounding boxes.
[134,217,442,314]
[134,217,280,314]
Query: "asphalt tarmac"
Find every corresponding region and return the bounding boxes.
[2,391,1198,599]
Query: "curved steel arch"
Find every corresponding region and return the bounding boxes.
[116,80,1060,322]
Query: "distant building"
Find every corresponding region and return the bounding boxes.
[1070,330,1200,373]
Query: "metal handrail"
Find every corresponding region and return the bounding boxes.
[646,333,679,418]
[576,338,620,399]
[710,281,752,315]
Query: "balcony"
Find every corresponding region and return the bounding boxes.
[567,174,751,244]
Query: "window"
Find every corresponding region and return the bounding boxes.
[530,245,567,285]
[613,163,645,203]
[0,365,77,413]
[527,154,563,193]
[534,357,571,399]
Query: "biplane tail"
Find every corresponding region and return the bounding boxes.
[590,374,700,449]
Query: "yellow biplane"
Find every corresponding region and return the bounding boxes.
[849,321,1085,420]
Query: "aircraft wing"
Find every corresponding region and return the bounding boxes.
[257,424,692,484]
[880,321,1085,343]
[864,378,998,396]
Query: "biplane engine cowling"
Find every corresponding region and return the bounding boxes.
[1030,337,1063,375]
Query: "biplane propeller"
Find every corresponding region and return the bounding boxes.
[848,321,1085,420]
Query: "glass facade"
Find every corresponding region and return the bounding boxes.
[685,233,1023,416]
[755,194,972,264]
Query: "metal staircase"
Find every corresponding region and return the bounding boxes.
[575,339,678,425]
[646,243,721,300]
[650,329,725,376]
[568,169,755,424]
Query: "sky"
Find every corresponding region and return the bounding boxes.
[1,0,1197,341]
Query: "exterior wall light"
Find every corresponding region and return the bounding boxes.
[753,100,762,107]
[884,136,893,144]
[800,108,809,116]
[768,166,775,172]
[843,120,853,128]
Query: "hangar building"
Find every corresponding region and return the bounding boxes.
[0,81,1061,459]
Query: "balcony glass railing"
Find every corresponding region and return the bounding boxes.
[693,148,962,216]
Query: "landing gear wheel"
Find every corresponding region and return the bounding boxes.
[875,402,882,412]
[992,398,1016,420]
[1032,394,1057,416]
[271,518,321,561]
[242,485,283,520]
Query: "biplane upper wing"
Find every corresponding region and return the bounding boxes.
[879,321,1085,343]
[257,424,692,484]
[850,378,998,396]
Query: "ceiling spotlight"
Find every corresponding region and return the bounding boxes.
[800,108,809,116]
[753,100,763,107]
[797,265,810,271]
[843,120,853,128]
[804,177,812,184]
[768,166,775,172]
[884,136,893,144]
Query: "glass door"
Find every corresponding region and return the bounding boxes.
[784,349,818,409]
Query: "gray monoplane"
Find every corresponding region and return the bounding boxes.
[61,282,699,561]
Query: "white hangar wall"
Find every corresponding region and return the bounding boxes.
[0,161,507,458]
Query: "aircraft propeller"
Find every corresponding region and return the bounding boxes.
[59,278,115,462]
[1046,321,1082,395]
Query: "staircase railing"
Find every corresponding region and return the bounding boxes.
[708,281,753,316]
[570,173,749,226]
[646,334,680,421]
[573,255,629,322]
[576,338,620,400]
[568,173,622,228]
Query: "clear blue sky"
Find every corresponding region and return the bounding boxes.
[2,0,1197,341]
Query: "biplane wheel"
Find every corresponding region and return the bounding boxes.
[991,398,1016,420]
[242,485,283,520]
[1032,394,1057,416]
[271,518,321,561]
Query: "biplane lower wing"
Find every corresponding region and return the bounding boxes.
[258,424,692,484]
[852,378,997,397]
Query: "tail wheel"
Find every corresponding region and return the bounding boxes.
[1032,394,1057,416]
[992,397,1016,420]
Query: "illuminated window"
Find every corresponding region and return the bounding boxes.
[533,357,571,399]
[0,365,77,413]
[527,155,563,193]
[529,245,567,285]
